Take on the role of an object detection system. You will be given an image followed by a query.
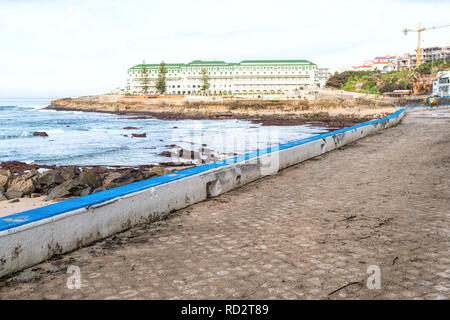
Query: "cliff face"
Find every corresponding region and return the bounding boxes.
[413,74,434,95]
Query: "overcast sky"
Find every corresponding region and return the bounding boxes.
[0,0,449,98]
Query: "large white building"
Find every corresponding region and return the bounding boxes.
[126,60,322,95]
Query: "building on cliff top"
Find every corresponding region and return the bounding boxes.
[126,60,323,95]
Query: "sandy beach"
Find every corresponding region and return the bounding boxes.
[0,196,59,217]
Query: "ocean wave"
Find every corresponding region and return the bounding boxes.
[33,145,130,163]
[46,129,64,135]
[16,104,49,110]
[0,131,33,140]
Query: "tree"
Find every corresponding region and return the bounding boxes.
[155,61,167,94]
[200,68,210,95]
[140,60,150,95]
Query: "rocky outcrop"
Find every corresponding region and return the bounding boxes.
[8,169,39,195]
[0,169,12,192]
[131,133,147,138]
[104,169,145,189]
[33,132,48,137]
[44,179,81,201]
[61,166,80,180]
[0,161,187,202]
[79,169,102,188]
[38,170,64,187]
[5,190,23,199]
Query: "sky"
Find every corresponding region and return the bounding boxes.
[0,0,449,98]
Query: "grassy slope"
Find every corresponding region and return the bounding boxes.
[327,60,450,94]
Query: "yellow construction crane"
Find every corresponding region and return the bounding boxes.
[403,23,450,67]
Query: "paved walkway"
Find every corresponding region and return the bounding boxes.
[1,108,449,300]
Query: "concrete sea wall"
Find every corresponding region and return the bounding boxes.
[0,107,417,278]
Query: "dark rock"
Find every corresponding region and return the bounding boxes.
[159,151,173,157]
[131,133,146,138]
[8,199,20,203]
[61,166,80,180]
[79,169,102,188]
[80,187,92,196]
[45,179,81,201]
[33,131,48,137]
[38,170,64,186]
[92,186,107,194]
[179,149,202,160]
[123,126,138,130]
[102,172,122,188]
[172,126,178,129]
[105,169,144,189]
[5,190,23,199]
[142,171,158,179]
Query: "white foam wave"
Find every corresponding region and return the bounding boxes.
[17,104,48,110]
[46,129,64,135]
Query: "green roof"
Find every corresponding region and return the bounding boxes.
[187,60,228,65]
[240,59,315,65]
[129,59,316,70]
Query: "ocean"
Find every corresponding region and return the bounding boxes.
[0,98,328,167]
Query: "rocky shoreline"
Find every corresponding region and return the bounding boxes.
[0,161,196,203]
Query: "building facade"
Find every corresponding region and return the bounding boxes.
[317,68,330,88]
[410,46,450,69]
[397,53,412,71]
[352,56,397,72]
[127,60,320,95]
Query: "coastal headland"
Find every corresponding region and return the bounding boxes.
[49,93,414,128]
